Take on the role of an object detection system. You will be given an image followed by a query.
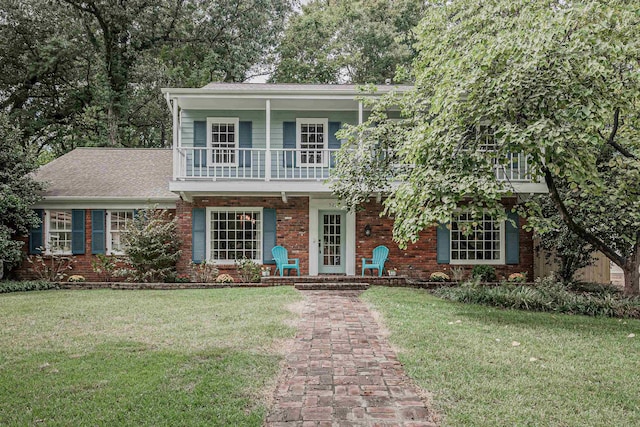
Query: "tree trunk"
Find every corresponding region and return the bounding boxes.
[622,250,640,296]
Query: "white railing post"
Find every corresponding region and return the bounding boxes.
[171,95,179,180]
[265,99,271,181]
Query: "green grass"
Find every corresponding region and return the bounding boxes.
[0,288,301,426]
[363,286,640,427]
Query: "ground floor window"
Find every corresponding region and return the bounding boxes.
[208,208,262,262]
[108,210,134,254]
[47,210,72,254]
[450,212,504,264]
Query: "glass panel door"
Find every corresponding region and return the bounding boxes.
[318,211,346,274]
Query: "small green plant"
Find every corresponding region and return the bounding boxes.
[235,257,261,283]
[450,267,465,282]
[68,275,86,282]
[175,273,191,283]
[0,280,58,293]
[429,272,450,282]
[91,254,119,282]
[507,272,527,283]
[190,260,219,283]
[471,265,497,282]
[26,249,75,282]
[215,274,234,283]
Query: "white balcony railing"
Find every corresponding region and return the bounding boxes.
[174,147,533,183]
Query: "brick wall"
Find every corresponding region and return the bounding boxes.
[13,198,534,283]
[356,198,534,280]
[177,196,310,281]
[13,208,176,282]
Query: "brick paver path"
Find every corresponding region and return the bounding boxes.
[266,290,438,427]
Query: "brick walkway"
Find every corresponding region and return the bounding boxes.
[266,290,437,427]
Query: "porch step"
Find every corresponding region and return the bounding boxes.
[261,275,407,286]
[294,282,370,291]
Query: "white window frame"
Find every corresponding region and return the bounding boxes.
[106,210,135,255]
[450,212,505,265]
[205,207,264,264]
[207,117,240,166]
[45,209,73,255]
[296,118,329,167]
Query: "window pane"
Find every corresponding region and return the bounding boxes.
[450,212,501,262]
[210,209,262,262]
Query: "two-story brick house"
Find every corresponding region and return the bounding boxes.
[18,83,546,281]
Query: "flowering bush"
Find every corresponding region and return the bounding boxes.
[508,272,527,283]
[430,272,450,282]
[215,274,234,283]
[68,275,86,282]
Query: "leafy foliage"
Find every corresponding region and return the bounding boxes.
[0,280,58,294]
[0,114,44,276]
[471,265,497,282]
[271,0,423,84]
[90,254,120,282]
[26,251,75,282]
[0,0,294,154]
[332,0,640,294]
[189,260,219,283]
[117,208,181,283]
[433,277,640,319]
[235,257,261,283]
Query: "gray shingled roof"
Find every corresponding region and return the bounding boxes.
[35,148,178,200]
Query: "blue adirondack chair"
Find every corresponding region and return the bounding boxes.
[362,245,389,277]
[272,245,300,276]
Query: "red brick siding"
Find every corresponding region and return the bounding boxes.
[177,197,309,281]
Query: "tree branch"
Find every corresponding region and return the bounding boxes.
[543,166,625,267]
[598,109,636,159]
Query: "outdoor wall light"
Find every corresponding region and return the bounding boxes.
[364,224,372,237]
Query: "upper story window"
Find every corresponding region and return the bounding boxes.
[450,212,504,264]
[297,118,328,166]
[207,207,262,263]
[47,210,72,254]
[107,210,134,255]
[207,117,239,165]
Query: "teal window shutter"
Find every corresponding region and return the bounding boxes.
[71,209,85,255]
[239,121,252,167]
[436,223,450,264]
[505,212,520,265]
[194,120,207,167]
[262,209,277,264]
[328,121,341,167]
[283,121,296,167]
[91,210,106,254]
[29,209,44,254]
[192,208,206,263]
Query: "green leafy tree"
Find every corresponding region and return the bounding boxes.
[0,114,44,276]
[0,0,294,154]
[332,1,640,295]
[119,208,181,282]
[271,0,424,84]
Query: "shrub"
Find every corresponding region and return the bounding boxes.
[235,257,261,283]
[450,267,465,282]
[0,280,58,294]
[115,207,181,282]
[433,277,640,318]
[190,260,219,283]
[175,273,191,283]
[429,272,450,282]
[471,265,496,282]
[91,254,119,282]
[68,275,86,282]
[26,250,75,282]
[215,274,234,283]
[507,272,527,283]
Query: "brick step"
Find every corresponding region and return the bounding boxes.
[294,282,370,291]
[262,275,407,286]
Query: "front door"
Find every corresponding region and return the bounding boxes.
[318,211,346,274]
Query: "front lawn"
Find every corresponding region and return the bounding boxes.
[0,287,301,426]
[363,286,640,427]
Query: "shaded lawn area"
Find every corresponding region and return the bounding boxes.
[0,287,301,426]
[363,287,640,427]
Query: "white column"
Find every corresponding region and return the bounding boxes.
[358,101,363,124]
[265,99,271,181]
[172,96,179,179]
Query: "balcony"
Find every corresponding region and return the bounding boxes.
[171,147,544,195]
